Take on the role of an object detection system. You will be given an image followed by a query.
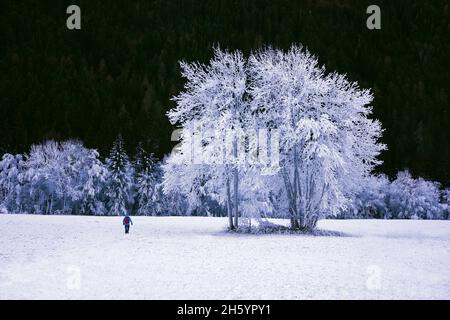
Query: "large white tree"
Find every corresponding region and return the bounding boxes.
[164,48,250,229]
[248,45,385,230]
[13,140,107,215]
[164,45,385,230]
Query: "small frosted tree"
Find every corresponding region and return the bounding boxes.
[24,141,69,214]
[71,143,108,215]
[105,135,134,215]
[388,170,443,219]
[19,140,107,215]
[0,153,26,213]
[135,148,158,216]
[344,174,390,219]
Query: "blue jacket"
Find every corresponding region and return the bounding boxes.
[123,215,133,226]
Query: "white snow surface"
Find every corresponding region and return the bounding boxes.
[0,215,449,299]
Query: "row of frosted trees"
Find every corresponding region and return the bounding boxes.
[0,137,448,220]
[0,136,218,216]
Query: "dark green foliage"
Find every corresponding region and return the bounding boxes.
[0,0,448,185]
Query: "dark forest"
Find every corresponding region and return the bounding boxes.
[0,0,448,185]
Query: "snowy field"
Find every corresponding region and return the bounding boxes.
[0,215,449,300]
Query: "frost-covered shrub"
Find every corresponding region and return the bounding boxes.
[387,171,443,219]
[342,174,390,219]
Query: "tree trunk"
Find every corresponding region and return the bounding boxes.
[290,217,299,229]
[233,166,239,228]
[63,194,66,214]
[233,137,239,229]
[49,195,54,215]
[226,175,234,230]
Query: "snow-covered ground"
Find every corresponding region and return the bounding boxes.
[0,215,449,299]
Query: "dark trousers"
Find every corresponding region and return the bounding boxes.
[124,224,130,234]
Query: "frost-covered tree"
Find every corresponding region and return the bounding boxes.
[16,140,106,215]
[105,135,134,215]
[19,140,107,215]
[164,47,249,229]
[249,45,385,230]
[388,170,443,219]
[70,143,108,215]
[164,45,385,230]
[0,153,26,213]
[24,141,68,214]
[151,156,193,216]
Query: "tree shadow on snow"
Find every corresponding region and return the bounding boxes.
[214,221,354,238]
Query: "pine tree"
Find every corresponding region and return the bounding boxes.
[134,144,158,215]
[105,135,134,215]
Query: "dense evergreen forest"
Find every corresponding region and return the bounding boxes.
[0,0,448,185]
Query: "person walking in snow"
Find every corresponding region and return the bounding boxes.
[123,213,133,234]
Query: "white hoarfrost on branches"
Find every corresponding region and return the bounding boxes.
[164,47,252,230]
[248,45,385,230]
[0,140,107,215]
[163,45,386,231]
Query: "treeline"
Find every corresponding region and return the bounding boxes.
[0,137,448,219]
[0,137,224,216]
